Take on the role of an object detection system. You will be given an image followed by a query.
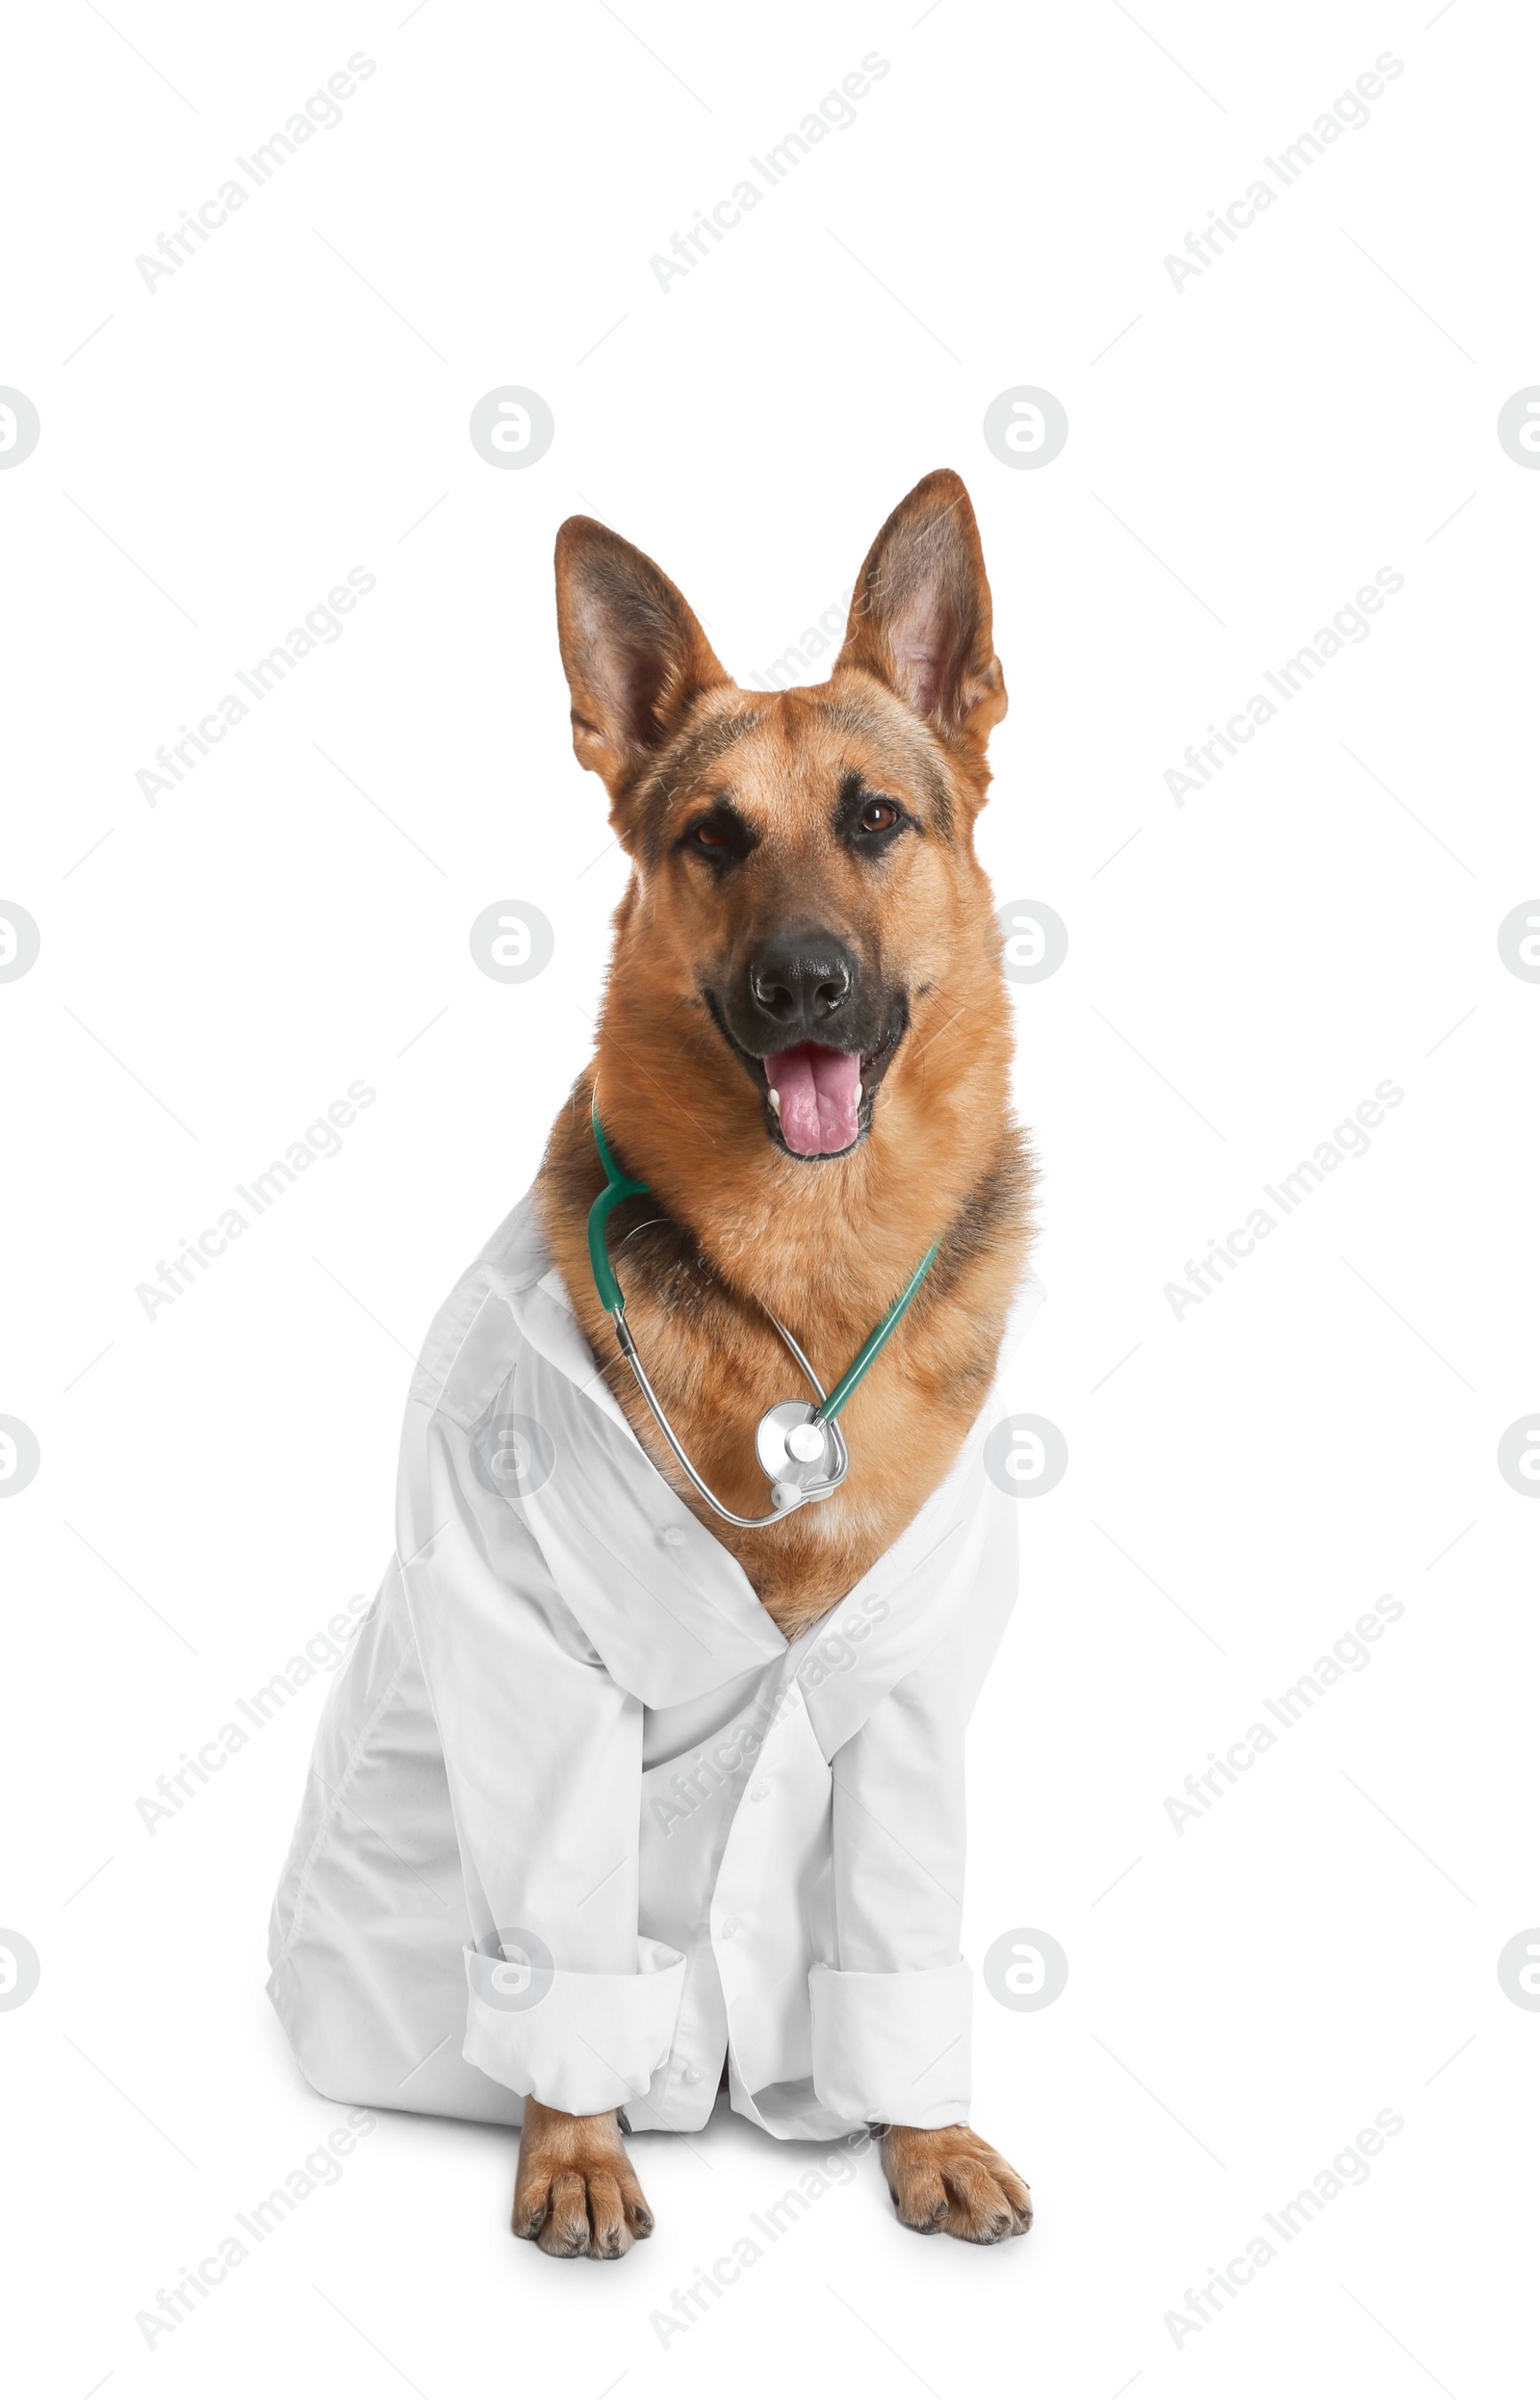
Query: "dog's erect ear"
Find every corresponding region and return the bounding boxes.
[554,517,730,800]
[835,469,1006,759]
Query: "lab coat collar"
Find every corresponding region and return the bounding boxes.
[469,1198,784,1704]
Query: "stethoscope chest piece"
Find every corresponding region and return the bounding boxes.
[755,1400,845,1512]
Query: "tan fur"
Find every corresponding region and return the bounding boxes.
[513,2100,653,2258]
[879,2124,1032,2241]
[514,471,1036,2250]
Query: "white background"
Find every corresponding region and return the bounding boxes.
[3,0,1537,2392]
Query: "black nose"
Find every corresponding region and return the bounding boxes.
[744,931,858,1044]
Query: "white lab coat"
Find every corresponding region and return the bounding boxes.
[269,1189,1043,2142]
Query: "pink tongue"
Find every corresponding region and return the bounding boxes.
[765,1043,860,1156]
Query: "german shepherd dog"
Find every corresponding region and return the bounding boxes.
[521,469,1035,2252]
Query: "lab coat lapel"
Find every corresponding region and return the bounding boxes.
[792,1269,1045,1758]
[790,1462,988,1759]
[502,1260,786,1710]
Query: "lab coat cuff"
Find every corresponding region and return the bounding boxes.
[808,1960,972,2129]
[462,1936,686,2115]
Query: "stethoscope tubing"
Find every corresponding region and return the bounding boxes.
[588,1092,933,1530]
[611,1303,850,1529]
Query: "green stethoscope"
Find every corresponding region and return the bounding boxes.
[587,1099,938,1527]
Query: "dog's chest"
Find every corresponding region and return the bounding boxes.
[598,1303,988,1633]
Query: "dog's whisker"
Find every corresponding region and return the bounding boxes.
[613,1216,666,1251]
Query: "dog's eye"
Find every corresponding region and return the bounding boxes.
[838,776,910,853]
[680,810,754,866]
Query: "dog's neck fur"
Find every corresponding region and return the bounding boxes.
[537,948,1034,1635]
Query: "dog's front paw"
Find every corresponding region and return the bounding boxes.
[879,2124,1032,2244]
[513,2099,654,2259]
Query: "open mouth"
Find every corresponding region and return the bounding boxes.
[705,997,907,1160]
[763,1042,863,1157]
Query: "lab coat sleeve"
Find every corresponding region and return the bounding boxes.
[810,1643,974,2129]
[808,1481,1021,2133]
[402,1404,686,2116]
